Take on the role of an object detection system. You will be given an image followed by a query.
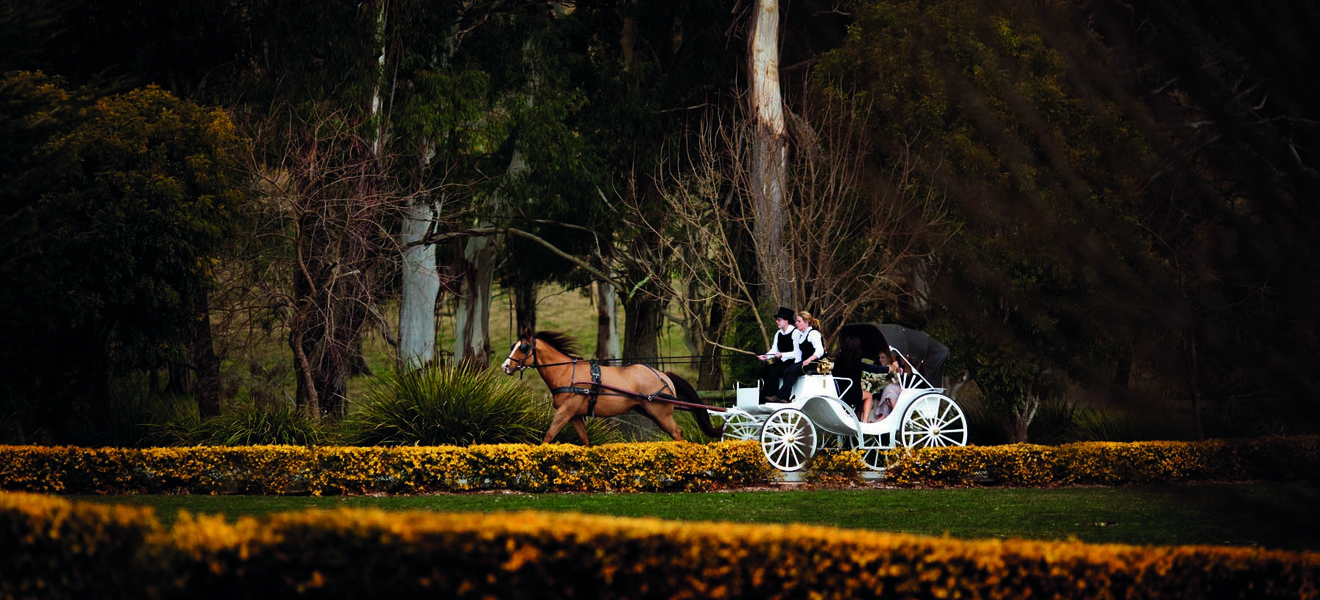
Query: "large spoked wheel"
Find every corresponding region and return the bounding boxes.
[721,412,761,442]
[823,434,857,451]
[899,393,969,449]
[760,408,818,472]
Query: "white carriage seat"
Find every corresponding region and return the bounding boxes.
[732,382,781,415]
[734,383,761,408]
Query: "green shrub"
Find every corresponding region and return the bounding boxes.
[1027,395,1083,444]
[1073,405,1163,442]
[343,365,621,446]
[165,399,333,446]
[961,397,1009,446]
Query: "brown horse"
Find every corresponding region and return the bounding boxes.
[500,329,724,444]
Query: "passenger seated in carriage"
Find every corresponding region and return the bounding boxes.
[861,350,905,423]
[769,311,825,402]
[831,335,890,419]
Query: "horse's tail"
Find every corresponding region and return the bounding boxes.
[666,372,724,439]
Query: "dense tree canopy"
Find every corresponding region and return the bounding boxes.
[814,0,1157,435]
[1086,0,1320,433]
[815,0,1320,438]
[0,73,245,438]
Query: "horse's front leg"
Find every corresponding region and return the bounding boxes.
[542,397,583,444]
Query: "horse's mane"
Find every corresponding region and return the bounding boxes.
[533,330,582,359]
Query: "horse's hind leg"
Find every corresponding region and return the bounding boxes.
[649,406,685,442]
[570,417,590,445]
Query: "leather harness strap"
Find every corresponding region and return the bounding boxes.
[551,359,604,417]
[550,360,682,418]
[589,360,602,416]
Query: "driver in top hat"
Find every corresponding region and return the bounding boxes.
[756,306,798,401]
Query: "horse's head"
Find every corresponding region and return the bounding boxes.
[500,329,537,375]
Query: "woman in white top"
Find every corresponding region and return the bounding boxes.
[771,311,824,401]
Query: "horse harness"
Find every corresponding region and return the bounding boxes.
[514,338,677,417]
[550,358,676,418]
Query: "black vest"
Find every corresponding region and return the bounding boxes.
[798,328,817,360]
[775,330,794,353]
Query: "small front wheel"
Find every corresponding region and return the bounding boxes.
[859,433,893,471]
[721,412,761,442]
[759,408,817,472]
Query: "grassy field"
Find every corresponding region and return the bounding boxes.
[72,481,1320,552]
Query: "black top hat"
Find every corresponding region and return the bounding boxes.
[774,306,795,322]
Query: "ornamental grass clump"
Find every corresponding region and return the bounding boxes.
[164,400,333,447]
[344,365,620,446]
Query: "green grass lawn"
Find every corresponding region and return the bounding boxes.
[72,481,1319,552]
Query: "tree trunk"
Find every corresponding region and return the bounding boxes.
[291,207,329,416]
[1183,332,1205,441]
[1006,387,1039,444]
[620,276,664,440]
[513,279,538,334]
[289,167,381,418]
[191,287,221,419]
[452,235,496,370]
[165,363,186,395]
[347,336,373,377]
[623,286,662,368]
[594,254,620,361]
[748,0,793,306]
[697,295,726,390]
[399,193,440,370]
[451,145,517,370]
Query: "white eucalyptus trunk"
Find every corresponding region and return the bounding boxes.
[453,233,497,368]
[749,0,793,307]
[453,149,525,368]
[399,193,439,369]
[594,278,620,360]
[454,33,541,368]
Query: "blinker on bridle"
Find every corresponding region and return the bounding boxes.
[510,341,536,372]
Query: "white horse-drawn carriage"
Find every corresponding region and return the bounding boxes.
[720,323,969,472]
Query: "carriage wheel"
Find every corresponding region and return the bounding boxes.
[824,434,857,451]
[899,393,969,449]
[859,434,891,471]
[759,408,817,472]
[863,445,915,472]
[721,413,761,442]
[858,433,910,471]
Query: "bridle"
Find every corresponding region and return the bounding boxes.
[504,335,593,375]
[506,339,538,372]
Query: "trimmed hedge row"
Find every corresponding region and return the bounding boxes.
[879,436,1320,487]
[0,442,774,495]
[1,436,1316,495]
[3,491,1318,599]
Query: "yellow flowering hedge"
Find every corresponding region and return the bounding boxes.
[0,441,773,495]
[881,436,1320,487]
[3,492,1318,599]
[2,436,1317,494]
